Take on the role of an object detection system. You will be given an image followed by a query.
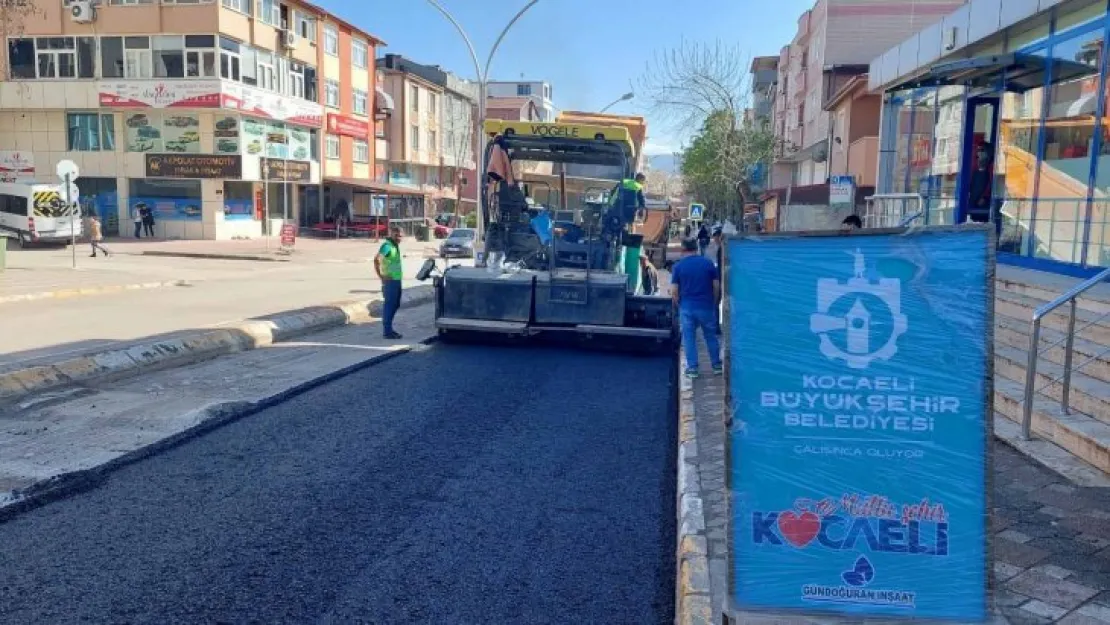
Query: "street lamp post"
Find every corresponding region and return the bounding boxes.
[599,91,634,114]
[426,0,541,247]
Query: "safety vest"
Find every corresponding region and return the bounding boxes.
[609,178,643,208]
[379,240,403,280]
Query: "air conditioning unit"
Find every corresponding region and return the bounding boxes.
[282,30,297,49]
[70,0,95,23]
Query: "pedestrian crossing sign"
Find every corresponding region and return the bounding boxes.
[689,203,704,220]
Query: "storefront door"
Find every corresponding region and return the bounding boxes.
[957,96,1001,225]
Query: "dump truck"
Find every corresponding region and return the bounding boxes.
[418,120,677,351]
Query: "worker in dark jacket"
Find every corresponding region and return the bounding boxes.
[610,173,647,223]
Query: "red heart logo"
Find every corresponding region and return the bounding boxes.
[777,510,820,547]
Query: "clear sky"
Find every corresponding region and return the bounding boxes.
[314,0,815,155]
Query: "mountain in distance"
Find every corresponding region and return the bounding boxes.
[644,153,679,174]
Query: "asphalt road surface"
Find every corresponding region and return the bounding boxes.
[0,343,677,624]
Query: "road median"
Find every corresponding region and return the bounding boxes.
[0,284,434,404]
[0,279,190,305]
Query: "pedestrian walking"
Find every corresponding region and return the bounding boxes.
[671,237,722,378]
[374,226,405,340]
[141,204,156,237]
[131,203,144,238]
[87,214,110,258]
[696,223,710,256]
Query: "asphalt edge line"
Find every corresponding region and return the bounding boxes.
[140,251,290,262]
[0,286,435,404]
[0,335,439,525]
[675,352,714,625]
[0,279,188,305]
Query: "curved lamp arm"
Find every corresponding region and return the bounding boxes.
[425,0,482,79]
[483,0,541,82]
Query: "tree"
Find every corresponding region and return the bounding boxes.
[638,40,789,217]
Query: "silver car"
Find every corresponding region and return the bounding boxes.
[439,228,476,258]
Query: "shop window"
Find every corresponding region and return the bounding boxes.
[124,112,200,154]
[353,89,368,115]
[8,37,95,79]
[128,179,202,224]
[326,134,340,159]
[325,80,340,108]
[354,139,369,163]
[67,113,116,152]
[352,39,368,69]
[1032,27,1105,264]
[324,25,338,56]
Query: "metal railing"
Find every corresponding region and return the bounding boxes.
[1021,266,1110,439]
[863,194,924,228]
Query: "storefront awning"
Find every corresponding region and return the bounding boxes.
[325,177,424,197]
[887,53,1097,93]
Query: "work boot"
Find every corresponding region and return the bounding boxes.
[384,331,403,340]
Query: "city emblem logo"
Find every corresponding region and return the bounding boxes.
[809,248,907,369]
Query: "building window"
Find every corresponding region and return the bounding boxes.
[108,0,154,4]
[222,0,251,14]
[354,139,369,163]
[257,51,276,91]
[219,37,241,81]
[289,70,305,98]
[9,37,95,80]
[294,11,316,42]
[185,35,217,77]
[352,39,368,68]
[257,0,280,26]
[325,80,340,108]
[326,134,340,159]
[324,25,338,56]
[410,125,420,151]
[428,92,437,115]
[410,85,419,112]
[353,89,368,115]
[67,113,116,152]
[428,129,436,152]
[161,0,215,4]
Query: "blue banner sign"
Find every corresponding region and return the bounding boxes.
[726,228,991,622]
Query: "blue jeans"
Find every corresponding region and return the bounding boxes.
[681,306,722,371]
[382,279,402,335]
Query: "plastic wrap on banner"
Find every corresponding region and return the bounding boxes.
[724,228,993,622]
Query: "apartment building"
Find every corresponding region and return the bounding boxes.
[0,0,383,240]
[768,0,965,190]
[750,56,779,125]
[486,96,540,122]
[486,79,555,121]
[375,54,479,218]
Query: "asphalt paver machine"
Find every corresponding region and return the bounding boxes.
[419,120,677,352]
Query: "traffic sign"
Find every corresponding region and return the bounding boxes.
[689,203,705,220]
[56,159,80,182]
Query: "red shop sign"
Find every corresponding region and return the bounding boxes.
[280,223,297,247]
[327,114,370,139]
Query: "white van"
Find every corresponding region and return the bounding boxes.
[0,182,82,246]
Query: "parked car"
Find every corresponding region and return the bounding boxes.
[439,228,476,258]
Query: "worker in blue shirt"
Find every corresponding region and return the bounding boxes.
[670,237,722,378]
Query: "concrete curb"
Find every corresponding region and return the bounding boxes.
[0,280,189,305]
[0,335,437,524]
[0,284,435,403]
[139,251,290,262]
[676,372,714,625]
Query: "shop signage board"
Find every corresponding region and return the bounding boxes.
[280,222,297,249]
[260,158,312,183]
[830,175,855,207]
[98,80,222,108]
[222,82,323,127]
[145,154,242,179]
[327,113,370,139]
[0,151,35,183]
[724,227,993,622]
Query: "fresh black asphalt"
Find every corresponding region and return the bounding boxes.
[0,343,677,624]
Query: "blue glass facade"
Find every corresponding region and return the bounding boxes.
[878,1,1110,276]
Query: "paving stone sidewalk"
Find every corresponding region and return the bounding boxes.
[688,338,1110,625]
